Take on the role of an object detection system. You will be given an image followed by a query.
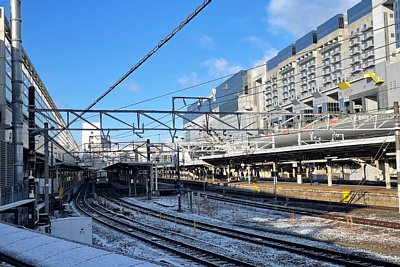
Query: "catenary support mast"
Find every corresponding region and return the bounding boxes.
[11,0,24,184]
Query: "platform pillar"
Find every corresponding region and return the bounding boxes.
[305,166,310,179]
[375,160,381,181]
[292,163,296,179]
[247,165,251,184]
[227,165,230,183]
[360,162,366,180]
[272,162,276,180]
[385,159,391,189]
[327,161,332,187]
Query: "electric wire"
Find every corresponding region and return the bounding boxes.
[71,24,397,143]
[74,22,395,126]
[35,0,212,153]
[46,23,398,153]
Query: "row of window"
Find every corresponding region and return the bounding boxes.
[4,39,77,152]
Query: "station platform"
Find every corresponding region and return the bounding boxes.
[0,222,159,267]
[0,198,35,213]
[161,178,398,208]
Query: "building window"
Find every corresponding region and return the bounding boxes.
[244,85,249,95]
[327,102,339,112]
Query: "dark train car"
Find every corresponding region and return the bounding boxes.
[94,170,109,187]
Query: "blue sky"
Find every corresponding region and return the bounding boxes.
[2,0,359,143]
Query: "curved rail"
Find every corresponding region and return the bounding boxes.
[101,192,399,267]
[75,182,256,267]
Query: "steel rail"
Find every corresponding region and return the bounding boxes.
[75,183,256,267]
[102,192,400,267]
[199,193,400,230]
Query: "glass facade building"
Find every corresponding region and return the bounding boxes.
[267,44,296,70]
[395,0,400,48]
[347,0,372,24]
[186,70,246,122]
[295,31,317,53]
[0,7,79,187]
[317,14,345,40]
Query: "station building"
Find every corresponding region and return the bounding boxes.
[185,0,400,141]
[181,0,400,185]
[262,0,398,120]
[0,7,79,202]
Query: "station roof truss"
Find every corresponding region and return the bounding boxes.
[31,108,397,134]
[30,108,399,165]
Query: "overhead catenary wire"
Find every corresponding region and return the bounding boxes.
[68,22,395,134]
[34,0,213,153]
[71,22,397,142]
[98,22,397,111]
[111,48,400,142]
[45,22,398,152]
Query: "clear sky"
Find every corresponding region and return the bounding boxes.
[1,0,360,143]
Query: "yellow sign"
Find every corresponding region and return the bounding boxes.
[342,190,351,203]
[59,187,64,197]
[338,81,351,90]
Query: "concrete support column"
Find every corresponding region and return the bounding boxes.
[360,162,366,180]
[327,161,332,187]
[297,132,301,146]
[341,164,345,180]
[375,160,380,181]
[296,162,302,184]
[272,162,276,181]
[385,159,391,189]
[247,165,251,184]
[292,163,296,179]
[227,165,230,183]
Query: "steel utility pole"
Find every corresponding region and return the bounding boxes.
[394,102,400,213]
[44,122,49,215]
[11,0,24,184]
[177,145,182,212]
[27,86,36,229]
[146,139,151,200]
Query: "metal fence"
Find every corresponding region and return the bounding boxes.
[0,183,28,206]
[0,141,28,206]
[0,141,14,192]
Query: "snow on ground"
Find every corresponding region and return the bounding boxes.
[69,192,400,266]
[69,201,187,266]
[123,193,400,264]
[106,198,335,266]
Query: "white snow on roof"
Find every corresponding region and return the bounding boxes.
[0,199,35,212]
[0,222,160,267]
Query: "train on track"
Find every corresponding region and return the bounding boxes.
[93,170,109,187]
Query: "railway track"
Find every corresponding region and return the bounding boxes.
[75,183,257,267]
[198,193,400,230]
[99,191,400,267]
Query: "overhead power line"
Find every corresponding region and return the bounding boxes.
[36,0,213,151]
